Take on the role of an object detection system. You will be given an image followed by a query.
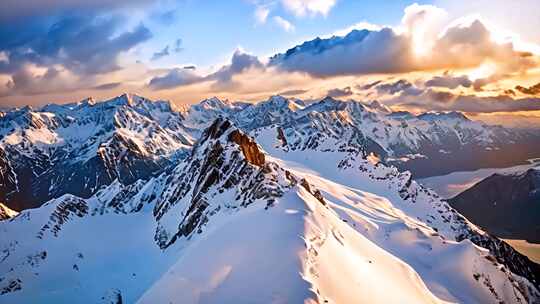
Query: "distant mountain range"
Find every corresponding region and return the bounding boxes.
[2,93,539,213]
[1,118,539,303]
[450,167,540,243]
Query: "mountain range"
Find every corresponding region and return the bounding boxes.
[2,94,540,212]
[1,118,539,303]
[0,94,193,211]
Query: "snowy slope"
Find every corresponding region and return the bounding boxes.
[1,119,538,303]
[0,94,194,211]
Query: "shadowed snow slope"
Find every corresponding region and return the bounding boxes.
[0,119,539,303]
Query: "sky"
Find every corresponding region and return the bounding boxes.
[1,0,540,127]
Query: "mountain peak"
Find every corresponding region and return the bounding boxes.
[198,96,229,109]
[200,118,265,167]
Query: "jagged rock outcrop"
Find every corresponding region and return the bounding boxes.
[0,204,17,221]
[228,129,265,166]
[152,118,295,248]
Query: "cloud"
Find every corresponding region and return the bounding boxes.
[148,68,204,90]
[376,79,412,95]
[281,0,337,17]
[152,9,177,26]
[209,50,264,84]
[273,16,295,32]
[0,15,152,75]
[327,86,353,98]
[91,82,122,90]
[174,38,184,53]
[0,0,152,22]
[269,4,538,78]
[430,20,536,73]
[451,95,540,113]
[386,85,540,113]
[425,74,472,89]
[2,65,74,96]
[515,82,540,95]
[254,6,270,24]
[472,74,502,91]
[148,50,264,90]
[151,46,170,61]
[270,28,412,76]
[357,80,382,90]
[401,3,448,56]
[0,13,152,97]
[279,89,308,96]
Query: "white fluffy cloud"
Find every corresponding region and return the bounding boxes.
[281,0,337,17]
[273,16,295,32]
[254,6,270,24]
[270,4,538,78]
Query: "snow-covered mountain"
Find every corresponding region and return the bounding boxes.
[2,93,539,212]
[187,95,540,177]
[1,119,539,303]
[0,94,194,211]
[449,166,540,243]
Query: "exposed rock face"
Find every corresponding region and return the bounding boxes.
[0,203,17,221]
[37,196,89,239]
[449,168,540,243]
[0,148,18,206]
[228,130,265,166]
[276,127,288,148]
[152,118,294,249]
